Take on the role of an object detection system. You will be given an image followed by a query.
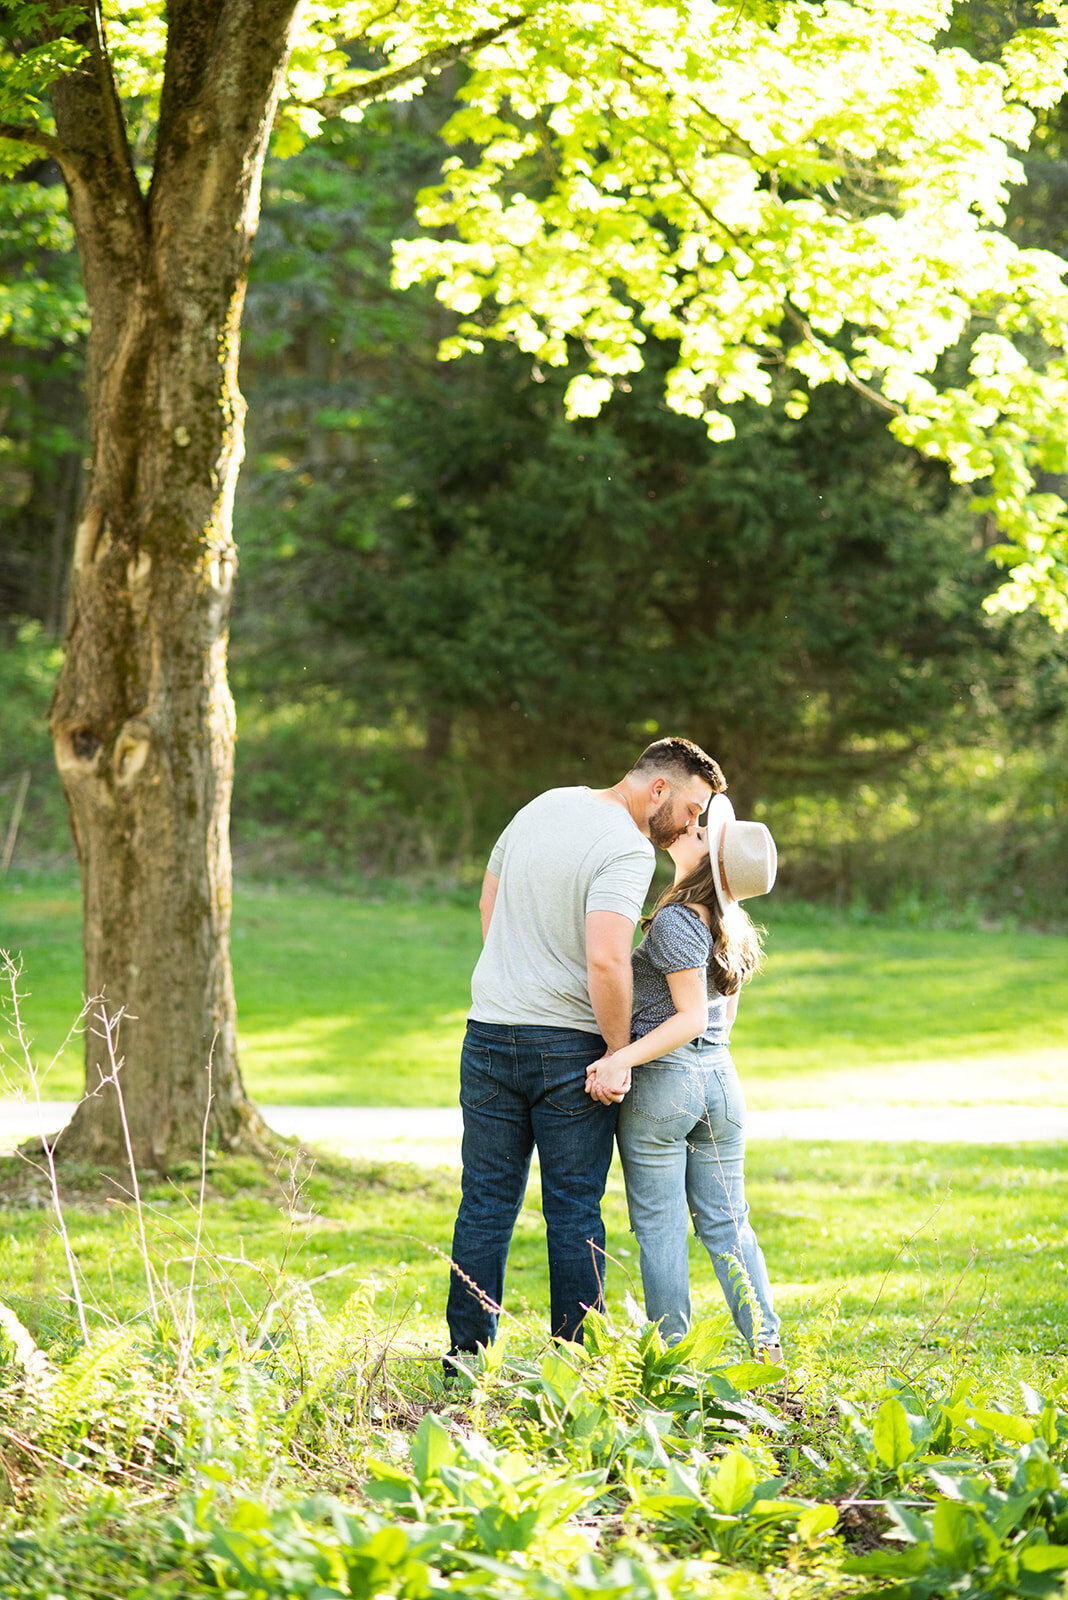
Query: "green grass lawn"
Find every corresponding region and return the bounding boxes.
[1,1137,1064,1383]
[3,877,1066,1108]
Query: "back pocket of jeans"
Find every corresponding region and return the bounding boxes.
[460,1044,499,1110]
[628,1066,703,1124]
[541,1048,598,1115]
[716,1069,746,1129]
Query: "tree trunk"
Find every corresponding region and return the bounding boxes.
[46,1,301,1168]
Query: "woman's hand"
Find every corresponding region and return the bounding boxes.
[585,1052,632,1104]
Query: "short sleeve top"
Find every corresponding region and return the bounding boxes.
[630,902,730,1047]
[471,787,655,1030]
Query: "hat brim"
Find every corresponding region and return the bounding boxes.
[705,793,736,915]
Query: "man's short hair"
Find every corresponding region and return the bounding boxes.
[629,737,726,795]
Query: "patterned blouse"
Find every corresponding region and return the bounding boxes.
[630,902,731,1048]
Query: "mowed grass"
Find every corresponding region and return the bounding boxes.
[1,1139,1065,1384]
[2,877,1066,1107]
[1,879,1066,1406]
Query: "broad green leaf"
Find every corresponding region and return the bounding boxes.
[658,1316,733,1371]
[1020,1545,1068,1573]
[990,1490,1047,1542]
[931,1501,976,1568]
[1020,1383,1045,1415]
[706,1449,757,1514]
[967,1407,1037,1444]
[410,1413,456,1485]
[717,1358,782,1392]
[873,1396,915,1470]
[470,1504,540,1554]
[844,1544,932,1577]
[886,1501,930,1545]
[796,1502,839,1544]
[361,1524,414,1565]
[539,1348,585,1405]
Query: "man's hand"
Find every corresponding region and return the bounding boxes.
[585,1052,631,1104]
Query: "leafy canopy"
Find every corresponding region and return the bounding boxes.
[2,0,1068,621]
[395,0,1068,624]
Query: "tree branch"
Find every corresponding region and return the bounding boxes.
[301,13,528,115]
[611,38,766,166]
[0,120,72,164]
[783,302,904,416]
[149,0,302,270]
[610,36,855,219]
[621,113,747,251]
[86,0,140,186]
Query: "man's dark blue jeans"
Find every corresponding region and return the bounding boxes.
[446,1019,619,1355]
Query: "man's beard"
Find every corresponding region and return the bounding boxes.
[648,797,685,849]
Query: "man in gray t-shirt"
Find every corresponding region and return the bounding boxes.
[471,787,655,1032]
[445,737,725,1366]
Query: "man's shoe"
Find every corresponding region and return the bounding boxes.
[442,1349,477,1388]
[756,1343,786,1369]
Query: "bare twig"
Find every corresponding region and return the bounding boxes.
[896,1245,983,1372]
[179,1039,216,1371]
[91,1004,159,1323]
[867,1194,949,1317]
[1,952,93,1343]
[1,771,30,875]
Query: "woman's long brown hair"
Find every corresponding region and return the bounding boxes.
[642,856,764,997]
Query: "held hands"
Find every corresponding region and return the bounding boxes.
[585,1052,632,1105]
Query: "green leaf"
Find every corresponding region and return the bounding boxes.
[717,1358,782,1392]
[796,1502,839,1544]
[705,1449,757,1514]
[363,1459,417,1508]
[886,1502,931,1545]
[1020,1545,1068,1573]
[657,1316,732,1371]
[470,1504,540,1554]
[844,1544,932,1577]
[874,1396,915,1470]
[967,1407,1037,1444]
[540,1348,583,1405]
[1020,1383,1045,1416]
[931,1501,976,1569]
[410,1412,456,1485]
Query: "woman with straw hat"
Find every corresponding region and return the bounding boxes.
[586,795,782,1362]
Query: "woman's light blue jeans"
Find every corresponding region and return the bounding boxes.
[616,1042,780,1349]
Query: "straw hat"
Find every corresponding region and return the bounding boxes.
[704,794,777,912]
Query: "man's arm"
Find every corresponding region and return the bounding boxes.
[585,909,635,1053]
[479,870,500,942]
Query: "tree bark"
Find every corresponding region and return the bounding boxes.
[47,0,301,1168]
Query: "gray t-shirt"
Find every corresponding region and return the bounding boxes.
[470,786,655,1032]
[631,902,731,1047]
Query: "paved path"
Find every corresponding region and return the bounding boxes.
[2,1100,1066,1165]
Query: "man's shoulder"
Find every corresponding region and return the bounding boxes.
[526,789,653,851]
[527,785,589,809]
[514,786,598,828]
